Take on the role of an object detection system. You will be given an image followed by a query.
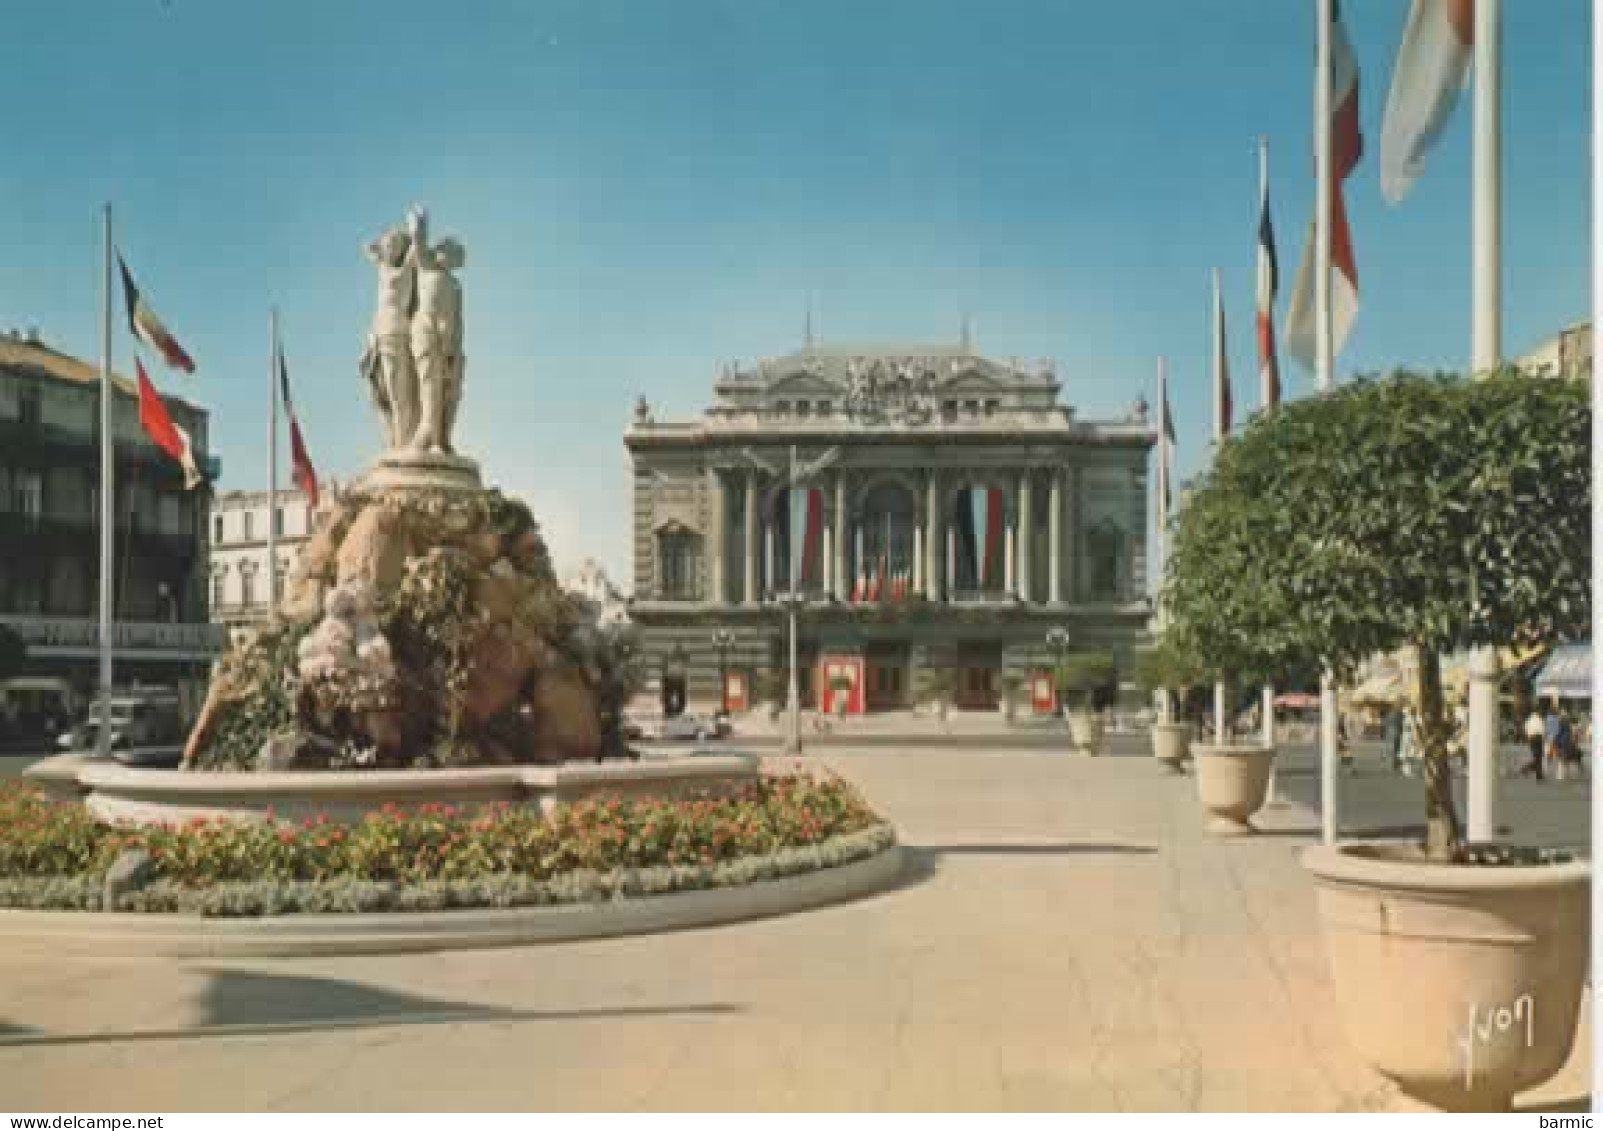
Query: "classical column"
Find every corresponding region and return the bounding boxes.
[913,524,924,592]
[1065,465,1080,601]
[763,520,774,601]
[1048,465,1063,604]
[743,472,759,604]
[924,472,943,601]
[1004,516,1016,595]
[707,468,726,603]
[833,473,848,602]
[822,524,834,598]
[946,526,956,598]
[1017,471,1034,602]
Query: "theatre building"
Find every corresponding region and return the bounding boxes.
[624,335,1156,715]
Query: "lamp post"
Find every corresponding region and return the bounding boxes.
[1046,626,1070,716]
[712,628,734,715]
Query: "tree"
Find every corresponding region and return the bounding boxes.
[1055,651,1116,713]
[1163,369,1589,859]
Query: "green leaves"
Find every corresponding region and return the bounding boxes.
[1164,370,1591,682]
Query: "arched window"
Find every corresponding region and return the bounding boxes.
[241,568,256,610]
[950,483,1005,594]
[657,527,702,601]
[1087,520,1125,601]
[856,481,916,596]
[212,567,227,611]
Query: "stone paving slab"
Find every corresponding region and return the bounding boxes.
[0,741,1589,1112]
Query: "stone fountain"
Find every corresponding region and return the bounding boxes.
[30,206,757,822]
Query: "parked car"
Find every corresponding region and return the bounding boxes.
[657,711,730,741]
[58,694,183,753]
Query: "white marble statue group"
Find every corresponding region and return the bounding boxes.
[361,205,465,457]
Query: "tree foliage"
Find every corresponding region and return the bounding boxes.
[1163,370,1590,857]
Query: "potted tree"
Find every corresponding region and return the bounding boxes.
[1000,670,1024,723]
[1134,640,1196,772]
[1056,651,1114,755]
[922,666,955,722]
[1165,370,1590,1111]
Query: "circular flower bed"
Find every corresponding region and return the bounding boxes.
[0,773,894,916]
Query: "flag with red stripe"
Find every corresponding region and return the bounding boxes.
[135,359,203,489]
[1381,0,1474,204]
[1257,144,1281,410]
[277,340,320,508]
[788,487,823,589]
[118,254,195,375]
[1286,0,1364,373]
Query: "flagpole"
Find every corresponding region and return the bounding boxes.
[96,204,115,759]
[1211,269,1228,745]
[1259,135,1280,801]
[1316,0,1341,847]
[1466,0,1503,844]
[268,307,280,619]
[784,443,801,756]
[1155,355,1171,726]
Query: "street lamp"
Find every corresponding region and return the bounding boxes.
[712,628,734,715]
[1046,626,1070,716]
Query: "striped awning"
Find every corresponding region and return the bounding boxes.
[1534,643,1592,700]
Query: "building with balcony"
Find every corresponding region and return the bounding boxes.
[210,485,321,642]
[0,329,224,701]
[624,335,1156,715]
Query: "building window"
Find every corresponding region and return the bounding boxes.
[214,514,224,543]
[774,401,790,415]
[657,529,702,601]
[17,383,41,427]
[985,400,1000,416]
[817,400,831,415]
[796,401,811,418]
[13,471,42,518]
[243,511,254,541]
[213,570,226,610]
[274,507,285,537]
[241,569,256,609]
[1087,521,1125,602]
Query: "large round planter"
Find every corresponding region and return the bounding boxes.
[1066,711,1104,755]
[1150,722,1191,773]
[1191,743,1274,834]
[1302,844,1590,1112]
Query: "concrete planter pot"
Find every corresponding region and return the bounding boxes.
[1066,711,1104,755]
[1150,722,1191,772]
[1302,844,1590,1112]
[1191,743,1274,834]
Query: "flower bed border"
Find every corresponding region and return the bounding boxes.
[0,826,901,958]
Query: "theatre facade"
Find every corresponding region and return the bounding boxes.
[624,338,1156,715]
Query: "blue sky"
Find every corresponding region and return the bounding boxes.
[0,0,1589,583]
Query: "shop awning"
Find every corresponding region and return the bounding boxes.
[1533,643,1591,700]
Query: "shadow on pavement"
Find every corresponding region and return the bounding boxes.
[924,842,1157,857]
[0,968,742,1047]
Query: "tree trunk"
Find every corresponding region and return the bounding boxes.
[1415,645,1463,861]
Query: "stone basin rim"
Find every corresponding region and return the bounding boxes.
[65,754,763,797]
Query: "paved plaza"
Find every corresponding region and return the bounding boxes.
[0,738,1590,1112]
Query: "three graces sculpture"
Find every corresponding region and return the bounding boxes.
[361,206,466,457]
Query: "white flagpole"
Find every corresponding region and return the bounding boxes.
[1211,269,1228,745]
[268,307,280,619]
[1316,0,1341,846]
[1466,0,1504,844]
[784,444,801,755]
[96,204,115,759]
[1260,136,1280,800]
[1155,355,1172,726]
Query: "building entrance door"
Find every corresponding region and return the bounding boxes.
[953,646,1002,711]
[865,645,910,712]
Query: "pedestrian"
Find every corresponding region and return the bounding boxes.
[1383,704,1404,773]
[1338,713,1354,773]
[1398,706,1417,776]
[1558,709,1585,781]
[1521,705,1547,779]
[1545,699,1568,781]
